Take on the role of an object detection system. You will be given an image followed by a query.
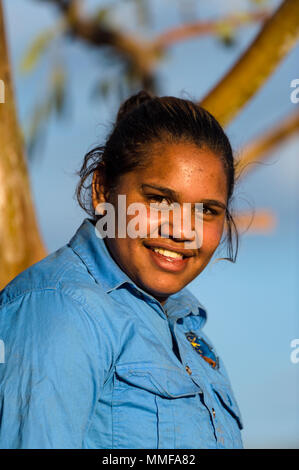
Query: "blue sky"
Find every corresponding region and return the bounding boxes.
[3,0,299,448]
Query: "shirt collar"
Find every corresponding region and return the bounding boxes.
[68,218,207,323]
[68,218,133,292]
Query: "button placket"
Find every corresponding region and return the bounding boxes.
[202,390,229,448]
[167,316,184,365]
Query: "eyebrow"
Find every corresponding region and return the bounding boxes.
[140,183,227,210]
[141,183,180,201]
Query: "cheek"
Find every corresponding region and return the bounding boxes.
[202,221,224,251]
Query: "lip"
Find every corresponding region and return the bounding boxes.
[143,241,196,273]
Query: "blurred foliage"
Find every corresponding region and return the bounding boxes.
[26,63,67,158]
[134,0,151,27]
[94,6,111,24]
[215,21,236,47]
[250,0,270,5]
[23,0,273,160]
[20,29,59,74]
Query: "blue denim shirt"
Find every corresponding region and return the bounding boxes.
[0,218,243,449]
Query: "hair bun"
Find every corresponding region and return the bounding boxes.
[116,90,155,123]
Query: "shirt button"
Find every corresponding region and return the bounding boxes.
[185,365,192,375]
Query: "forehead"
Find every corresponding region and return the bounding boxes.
[135,141,228,201]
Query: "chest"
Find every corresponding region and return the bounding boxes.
[84,317,243,449]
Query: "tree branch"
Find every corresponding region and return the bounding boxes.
[38,0,160,90]
[37,0,273,92]
[154,10,270,48]
[236,110,299,179]
[200,0,299,126]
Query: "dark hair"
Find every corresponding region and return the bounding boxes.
[76,90,239,262]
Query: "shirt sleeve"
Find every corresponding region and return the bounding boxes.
[0,288,106,449]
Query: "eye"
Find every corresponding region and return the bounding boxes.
[196,205,218,217]
[148,195,173,209]
[203,205,216,215]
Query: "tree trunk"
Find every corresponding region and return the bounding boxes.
[0,0,46,290]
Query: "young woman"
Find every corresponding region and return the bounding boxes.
[0,91,243,449]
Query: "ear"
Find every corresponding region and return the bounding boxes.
[92,168,108,213]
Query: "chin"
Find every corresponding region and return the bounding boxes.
[141,278,186,299]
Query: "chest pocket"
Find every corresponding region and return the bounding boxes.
[112,362,222,449]
[115,362,201,397]
[212,384,243,429]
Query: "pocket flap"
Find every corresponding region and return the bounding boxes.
[212,383,243,430]
[115,362,202,399]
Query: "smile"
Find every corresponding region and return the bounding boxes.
[144,242,195,273]
[150,247,184,260]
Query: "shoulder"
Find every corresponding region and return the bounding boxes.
[0,243,133,360]
[0,242,94,304]
[0,240,111,317]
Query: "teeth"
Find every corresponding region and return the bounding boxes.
[152,248,183,259]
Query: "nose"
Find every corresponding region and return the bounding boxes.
[148,203,203,249]
[161,205,194,241]
[160,204,203,249]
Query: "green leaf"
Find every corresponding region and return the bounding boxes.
[91,78,115,101]
[20,29,57,74]
[51,65,67,115]
[94,7,111,24]
[250,0,269,5]
[215,21,236,47]
[26,64,67,159]
[26,96,53,160]
[99,80,111,98]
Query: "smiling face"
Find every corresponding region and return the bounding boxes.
[92,141,228,304]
